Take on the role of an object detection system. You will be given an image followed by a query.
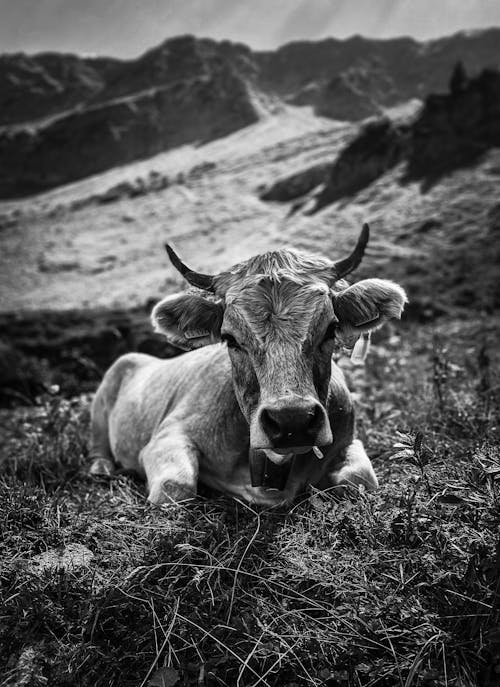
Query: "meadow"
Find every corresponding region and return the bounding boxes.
[1,315,499,687]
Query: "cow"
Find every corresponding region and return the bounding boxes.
[89,224,407,506]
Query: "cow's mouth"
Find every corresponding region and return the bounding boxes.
[249,447,325,491]
[271,446,313,456]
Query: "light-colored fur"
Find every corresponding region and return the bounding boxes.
[90,347,376,505]
[91,243,406,505]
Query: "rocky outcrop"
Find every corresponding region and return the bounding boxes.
[0,52,113,126]
[262,65,500,211]
[313,117,408,210]
[406,67,500,182]
[259,162,330,202]
[314,71,383,121]
[259,117,408,208]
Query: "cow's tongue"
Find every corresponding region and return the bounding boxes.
[249,450,292,491]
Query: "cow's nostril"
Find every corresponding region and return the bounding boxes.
[260,408,282,441]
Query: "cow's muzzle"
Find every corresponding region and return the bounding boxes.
[254,396,332,450]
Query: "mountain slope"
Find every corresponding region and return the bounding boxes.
[1,92,499,320]
[0,52,113,126]
[1,29,500,198]
[0,62,259,198]
[263,64,500,212]
[256,29,500,110]
[3,29,500,128]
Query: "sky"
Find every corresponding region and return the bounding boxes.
[1,0,500,58]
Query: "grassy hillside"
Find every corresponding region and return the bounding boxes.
[2,99,500,318]
[1,316,499,686]
[1,76,500,685]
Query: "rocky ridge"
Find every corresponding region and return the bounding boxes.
[261,64,500,211]
[1,30,500,197]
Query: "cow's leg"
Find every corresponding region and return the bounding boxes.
[328,439,378,492]
[140,433,199,505]
[89,387,115,477]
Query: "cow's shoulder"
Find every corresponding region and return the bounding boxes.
[163,343,231,383]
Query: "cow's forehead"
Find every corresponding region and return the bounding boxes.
[214,248,334,293]
[224,274,331,343]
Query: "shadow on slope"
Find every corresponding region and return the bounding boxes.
[404,66,500,190]
[260,65,500,213]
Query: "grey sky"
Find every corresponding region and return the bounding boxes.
[1,0,500,57]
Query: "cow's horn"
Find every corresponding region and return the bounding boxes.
[333,223,369,279]
[165,244,215,291]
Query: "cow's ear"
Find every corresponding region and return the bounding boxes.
[333,278,407,336]
[152,291,224,351]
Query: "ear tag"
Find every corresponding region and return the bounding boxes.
[312,446,324,460]
[351,331,371,364]
[184,328,210,340]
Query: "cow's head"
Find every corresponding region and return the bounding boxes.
[152,224,407,457]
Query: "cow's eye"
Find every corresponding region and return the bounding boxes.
[221,333,240,349]
[321,322,337,345]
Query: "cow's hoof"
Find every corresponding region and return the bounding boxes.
[148,481,196,505]
[89,458,115,476]
[329,465,379,494]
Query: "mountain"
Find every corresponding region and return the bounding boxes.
[0,52,114,126]
[256,30,500,111]
[1,30,500,197]
[260,64,500,210]
[0,67,258,198]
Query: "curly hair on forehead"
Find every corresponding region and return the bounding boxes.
[225,275,332,345]
[215,248,335,294]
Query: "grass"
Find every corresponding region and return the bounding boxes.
[0,317,499,687]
